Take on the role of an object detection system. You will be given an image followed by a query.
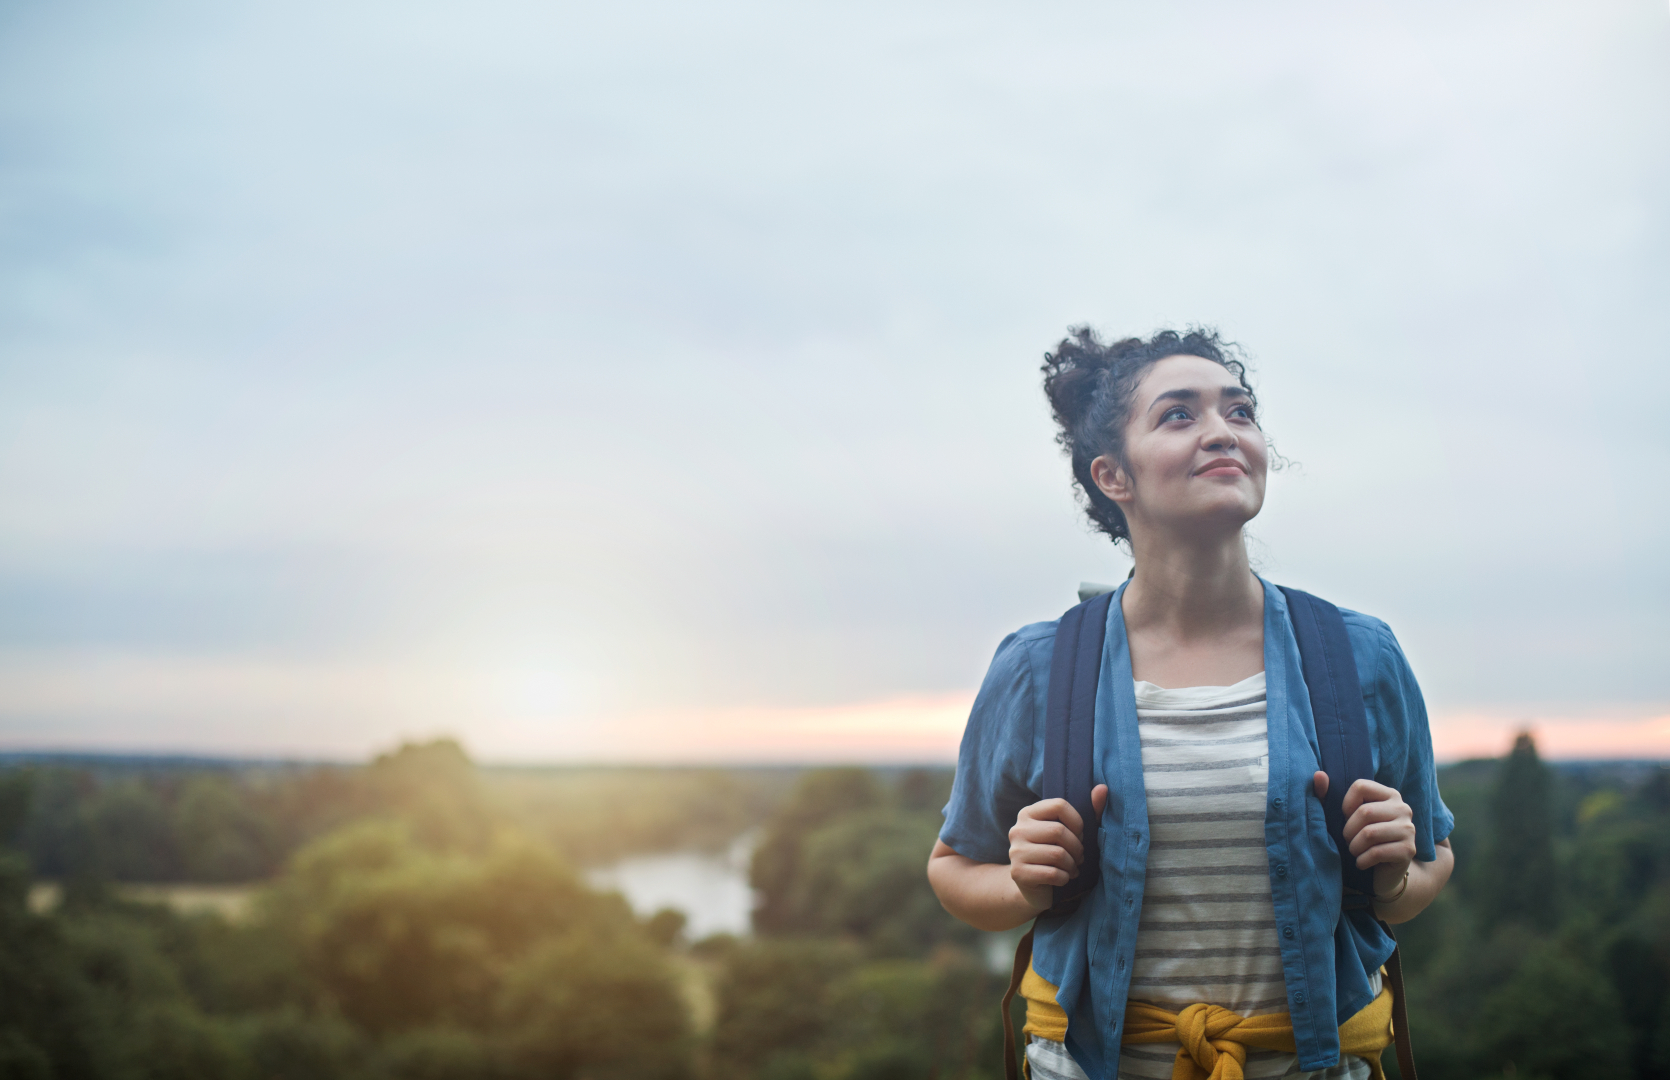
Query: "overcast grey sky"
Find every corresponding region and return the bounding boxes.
[2,0,1667,760]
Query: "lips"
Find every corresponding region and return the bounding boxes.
[1194,458,1247,477]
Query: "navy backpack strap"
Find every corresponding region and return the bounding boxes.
[1269,587,1376,901]
[1042,590,1113,915]
[1004,591,1112,1074]
[1278,585,1420,1079]
[1277,585,1377,901]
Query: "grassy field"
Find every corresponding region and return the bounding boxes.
[28,881,261,922]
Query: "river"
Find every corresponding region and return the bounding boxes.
[585,832,758,940]
[586,832,1019,971]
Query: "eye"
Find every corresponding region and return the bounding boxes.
[1229,404,1256,421]
[1162,406,1191,423]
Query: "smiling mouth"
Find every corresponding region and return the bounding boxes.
[1194,460,1247,477]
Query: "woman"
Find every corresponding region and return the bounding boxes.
[927,329,1454,1080]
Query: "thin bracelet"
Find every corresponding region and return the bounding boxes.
[1372,871,1409,905]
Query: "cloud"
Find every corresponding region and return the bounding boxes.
[0,0,1666,757]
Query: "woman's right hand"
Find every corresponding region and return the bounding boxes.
[1008,785,1109,912]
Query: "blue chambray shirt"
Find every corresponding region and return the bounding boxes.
[939,579,1454,1078]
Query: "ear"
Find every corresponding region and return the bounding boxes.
[1090,454,1132,505]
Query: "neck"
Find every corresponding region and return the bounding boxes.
[1121,527,1261,638]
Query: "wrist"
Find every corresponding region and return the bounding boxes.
[1371,867,1410,906]
[1015,880,1053,914]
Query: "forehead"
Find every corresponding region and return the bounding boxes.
[1137,354,1244,399]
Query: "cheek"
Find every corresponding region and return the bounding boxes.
[1127,443,1191,491]
[1137,431,1198,474]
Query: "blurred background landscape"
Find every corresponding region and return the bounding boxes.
[2,0,1668,1076]
[2,738,1669,1079]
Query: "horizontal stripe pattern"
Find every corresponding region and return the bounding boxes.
[1145,782,1268,797]
[1142,729,1269,747]
[1149,810,1266,824]
[1124,672,1304,1079]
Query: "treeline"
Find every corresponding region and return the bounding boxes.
[1394,737,1670,1080]
[0,741,704,1079]
[0,743,995,1080]
[8,747,791,882]
[1,737,1668,1079]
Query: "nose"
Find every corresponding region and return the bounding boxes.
[1200,412,1238,451]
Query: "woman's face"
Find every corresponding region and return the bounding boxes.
[1092,354,1268,540]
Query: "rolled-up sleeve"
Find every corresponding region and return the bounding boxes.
[938,626,1051,865]
[1362,619,1455,861]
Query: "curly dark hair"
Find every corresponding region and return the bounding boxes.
[1042,326,1256,544]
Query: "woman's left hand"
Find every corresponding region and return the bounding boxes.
[1312,772,1417,898]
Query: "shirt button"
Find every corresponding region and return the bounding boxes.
[1283,926,1295,939]
[1272,798,1283,810]
[1276,864,1288,878]
[1126,894,1134,908]
[1293,991,1307,1005]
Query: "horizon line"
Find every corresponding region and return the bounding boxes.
[3,747,1666,770]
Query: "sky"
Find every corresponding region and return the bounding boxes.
[1,0,1667,763]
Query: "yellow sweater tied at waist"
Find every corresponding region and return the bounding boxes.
[1020,964,1395,1080]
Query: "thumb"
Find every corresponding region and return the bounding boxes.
[1313,771,1329,799]
[1091,784,1109,816]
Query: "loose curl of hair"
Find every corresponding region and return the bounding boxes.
[1042,326,1257,545]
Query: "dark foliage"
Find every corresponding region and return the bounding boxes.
[1485,733,1560,928]
[7,741,1670,1080]
[8,743,792,885]
[1397,750,1670,1080]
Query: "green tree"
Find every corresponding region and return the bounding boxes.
[374,1027,504,1080]
[174,775,279,882]
[23,768,102,880]
[235,1010,370,1080]
[709,938,860,1077]
[789,808,978,956]
[497,929,691,1079]
[88,779,182,881]
[1485,733,1558,928]
[749,769,882,935]
[0,851,106,1079]
[1477,940,1632,1080]
[276,820,606,1032]
[1605,930,1670,1080]
[895,769,952,813]
[821,952,996,1080]
[359,740,495,853]
[271,816,690,1078]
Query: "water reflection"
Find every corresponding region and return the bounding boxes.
[586,831,758,939]
[590,831,1024,973]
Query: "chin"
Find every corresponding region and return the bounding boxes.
[1195,491,1262,523]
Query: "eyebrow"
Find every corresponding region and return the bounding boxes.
[1147,386,1252,414]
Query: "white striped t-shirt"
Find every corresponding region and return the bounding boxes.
[1026,672,1373,1080]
